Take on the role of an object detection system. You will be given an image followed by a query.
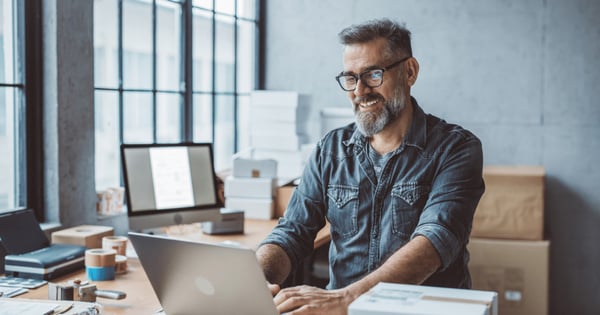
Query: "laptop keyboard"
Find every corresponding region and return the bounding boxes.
[0,276,47,289]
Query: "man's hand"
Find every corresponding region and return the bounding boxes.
[273,285,354,315]
[269,283,281,296]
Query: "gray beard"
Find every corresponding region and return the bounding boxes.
[354,90,406,137]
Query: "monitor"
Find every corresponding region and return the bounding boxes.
[121,143,222,232]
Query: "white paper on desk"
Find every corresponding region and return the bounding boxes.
[0,300,60,315]
[0,285,28,298]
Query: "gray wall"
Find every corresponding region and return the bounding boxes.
[42,0,128,234]
[265,1,600,314]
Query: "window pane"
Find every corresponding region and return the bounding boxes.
[94,0,119,88]
[236,95,251,153]
[214,95,234,171]
[193,93,212,142]
[123,0,153,89]
[237,20,256,93]
[192,8,213,92]
[192,0,212,10]
[215,0,234,15]
[0,0,24,212]
[95,91,121,190]
[237,0,257,19]
[215,15,235,92]
[156,92,182,142]
[123,92,153,143]
[1,0,21,84]
[0,88,11,209]
[156,0,181,91]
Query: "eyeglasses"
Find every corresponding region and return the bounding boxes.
[335,56,412,91]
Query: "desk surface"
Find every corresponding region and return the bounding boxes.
[17,219,330,315]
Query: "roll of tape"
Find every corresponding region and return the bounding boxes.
[85,248,116,267]
[102,236,128,256]
[86,266,115,281]
[115,255,128,274]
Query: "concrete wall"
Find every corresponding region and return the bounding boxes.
[42,0,128,234]
[264,1,600,314]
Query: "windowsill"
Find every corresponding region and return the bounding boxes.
[40,221,62,231]
[97,211,127,221]
[40,221,63,239]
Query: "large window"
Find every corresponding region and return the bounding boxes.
[0,0,25,213]
[94,0,261,191]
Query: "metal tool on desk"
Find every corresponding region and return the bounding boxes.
[48,279,126,302]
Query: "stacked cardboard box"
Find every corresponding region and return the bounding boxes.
[468,166,549,315]
[224,158,277,220]
[250,91,310,180]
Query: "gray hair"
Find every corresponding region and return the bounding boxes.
[338,18,413,59]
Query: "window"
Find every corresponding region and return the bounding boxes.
[94,0,261,191]
[0,0,25,213]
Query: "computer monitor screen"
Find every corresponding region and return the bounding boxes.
[121,143,222,232]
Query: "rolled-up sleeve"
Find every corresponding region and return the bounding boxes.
[412,135,484,270]
[260,142,327,268]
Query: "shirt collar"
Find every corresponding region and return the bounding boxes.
[344,96,427,151]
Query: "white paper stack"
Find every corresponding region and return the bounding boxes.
[224,157,278,220]
[348,282,498,315]
[320,107,354,136]
[249,91,311,180]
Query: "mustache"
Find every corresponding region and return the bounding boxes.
[353,94,384,105]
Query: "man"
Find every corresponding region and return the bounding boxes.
[256,18,484,314]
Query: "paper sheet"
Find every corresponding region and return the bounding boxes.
[0,300,60,315]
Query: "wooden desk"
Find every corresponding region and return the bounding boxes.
[17,219,331,315]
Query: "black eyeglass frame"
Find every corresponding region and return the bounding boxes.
[335,55,412,91]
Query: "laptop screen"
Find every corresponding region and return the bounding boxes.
[0,209,49,254]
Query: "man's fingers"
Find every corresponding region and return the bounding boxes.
[268,283,281,296]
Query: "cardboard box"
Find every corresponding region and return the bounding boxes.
[468,238,549,315]
[472,166,545,240]
[275,183,296,218]
[250,132,309,151]
[232,157,277,178]
[224,176,277,199]
[225,197,274,220]
[349,282,498,315]
[253,149,307,180]
[51,225,114,249]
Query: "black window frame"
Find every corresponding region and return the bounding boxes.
[0,0,44,221]
[93,0,264,169]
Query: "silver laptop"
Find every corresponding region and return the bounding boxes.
[128,232,279,315]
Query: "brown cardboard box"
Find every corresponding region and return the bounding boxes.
[275,184,296,218]
[468,238,549,315]
[51,225,114,248]
[472,166,545,240]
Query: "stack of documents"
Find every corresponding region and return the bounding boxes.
[249,91,311,179]
[0,285,28,298]
[348,282,498,315]
[0,299,100,315]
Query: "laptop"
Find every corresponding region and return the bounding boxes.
[0,209,86,280]
[128,232,279,315]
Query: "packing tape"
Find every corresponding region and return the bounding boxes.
[85,248,116,267]
[115,255,128,274]
[102,236,128,256]
[86,266,115,281]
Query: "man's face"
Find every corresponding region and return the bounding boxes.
[342,38,409,137]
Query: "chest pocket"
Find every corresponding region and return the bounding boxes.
[326,185,359,238]
[391,183,430,238]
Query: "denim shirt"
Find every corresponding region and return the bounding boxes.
[261,98,484,290]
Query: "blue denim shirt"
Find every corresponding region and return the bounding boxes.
[261,98,484,290]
